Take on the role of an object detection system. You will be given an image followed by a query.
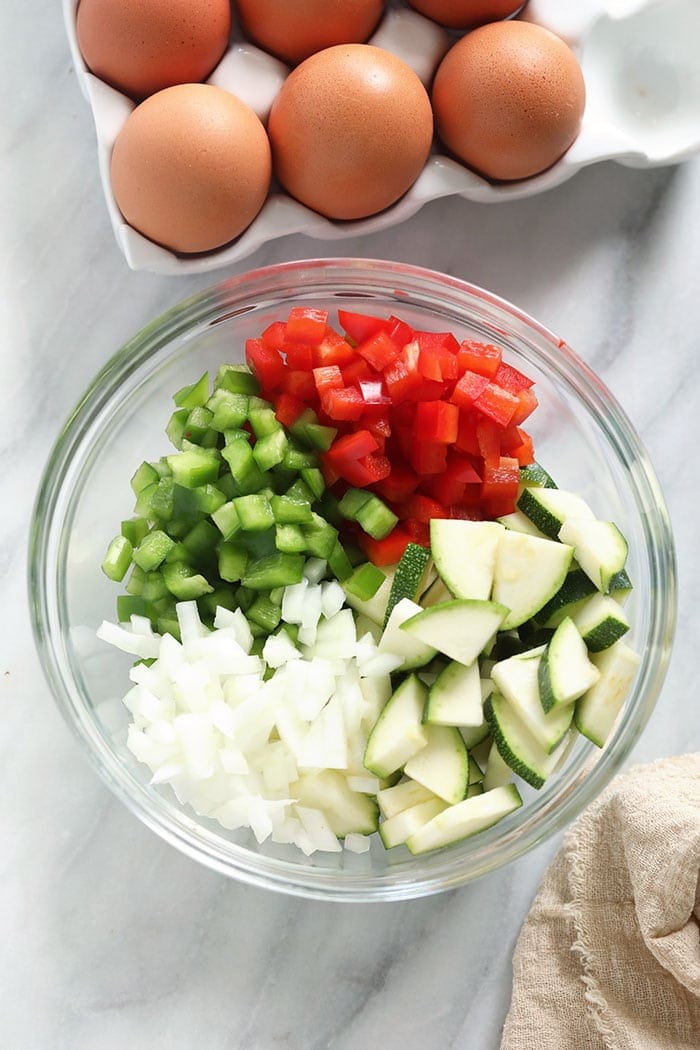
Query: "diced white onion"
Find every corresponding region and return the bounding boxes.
[281,579,308,625]
[98,589,406,857]
[303,558,327,584]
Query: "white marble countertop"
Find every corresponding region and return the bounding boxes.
[3,4,700,1048]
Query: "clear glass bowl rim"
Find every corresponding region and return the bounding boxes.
[28,258,677,902]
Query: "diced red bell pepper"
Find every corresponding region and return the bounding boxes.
[261,320,287,350]
[414,400,459,444]
[313,365,344,394]
[324,429,379,468]
[374,462,420,503]
[449,503,483,521]
[426,474,463,505]
[245,339,286,390]
[480,456,520,500]
[417,347,444,382]
[457,341,502,378]
[313,330,356,368]
[335,452,390,487]
[337,309,389,345]
[404,519,431,546]
[384,356,445,403]
[409,440,448,476]
[274,393,306,428]
[281,369,316,402]
[493,360,535,392]
[365,412,391,436]
[455,412,480,455]
[321,459,340,486]
[365,415,390,455]
[451,370,490,410]
[356,329,401,371]
[509,428,535,466]
[341,358,374,387]
[358,526,414,565]
[476,420,501,469]
[386,315,414,350]
[426,455,481,505]
[482,497,517,517]
[473,382,519,428]
[510,388,539,426]
[284,342,315,370]
[285,306,329,345]
[414,330,460,355]
[359,453,391,484]
[402,493,450,524]
[437,348,459,381]
[499,426,523,453]
[321,385,365,421]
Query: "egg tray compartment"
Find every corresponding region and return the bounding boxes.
[64,0,700,276]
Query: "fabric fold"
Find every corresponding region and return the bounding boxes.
[501,753,700,1050]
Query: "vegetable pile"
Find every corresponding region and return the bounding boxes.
[247,306,537,564]
[99,307,640,858]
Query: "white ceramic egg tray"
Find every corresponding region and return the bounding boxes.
[64,0,700,276]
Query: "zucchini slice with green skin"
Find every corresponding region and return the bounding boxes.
[571,593,630,652]
[519,462,557,489]
[466,782,484,798]
[424,659,483,727]
[364,675,429,779]
[538,617,600,712]
[575,641,641,747]
[377,778,440,820]
[292,771,379,837]
[379,598,437,670]
[430,519,504,600]
[610,567,633,604]
[379,797,448,849]
[401,599,508,667]
[558,518,628,594]
[492,531,574,630]
[534,566,597,629]
[497,510,547,538]
[383,544,434,628]
[516,487,594,540]
[404,725,469,805]
[484,693,574,789]
[405,784,523,855]
[491,646,574,753]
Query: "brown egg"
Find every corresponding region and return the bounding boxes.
[235,0,385,66]
[432,21,586,181]
[268,44,433,220]
[406,1,524,30]
[77,0,231,99]
[111,84,272,254]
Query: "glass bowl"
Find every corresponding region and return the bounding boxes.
[29,259,676,901]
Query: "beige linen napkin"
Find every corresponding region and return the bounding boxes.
[501,753,700,1050]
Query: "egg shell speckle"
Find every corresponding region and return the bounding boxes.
[110,84,272,254]
[268,43,434,220]
[76,0,232,100]
[432,20,586,181]
[406,0,525,30]
[235,0,385,66]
